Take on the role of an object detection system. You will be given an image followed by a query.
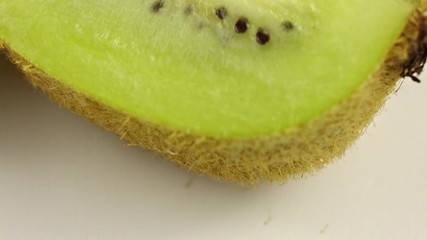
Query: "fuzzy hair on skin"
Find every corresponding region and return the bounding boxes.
[1,0,426,185]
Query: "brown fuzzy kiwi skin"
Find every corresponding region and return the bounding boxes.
[1,2,426,185]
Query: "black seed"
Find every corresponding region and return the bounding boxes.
[282,21,295,31]
[184,4,193,15]
[215,7,227,20]
[234,18,249,33]
[256,28,270,45]
[151,0,164,12]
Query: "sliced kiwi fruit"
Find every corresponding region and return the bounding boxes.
[0,0,426,184]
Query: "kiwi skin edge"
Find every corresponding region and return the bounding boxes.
[1,2,426,185]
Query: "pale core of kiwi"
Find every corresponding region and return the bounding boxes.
[149,0,296,45]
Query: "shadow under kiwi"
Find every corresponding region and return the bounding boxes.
[0,53,294,236]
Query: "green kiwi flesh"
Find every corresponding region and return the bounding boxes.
[0,0,426,184]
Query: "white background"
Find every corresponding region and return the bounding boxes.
[0,54,426,240]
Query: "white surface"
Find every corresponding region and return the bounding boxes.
[0,55,426,240]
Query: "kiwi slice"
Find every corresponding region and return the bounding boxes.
[0,1,426,184]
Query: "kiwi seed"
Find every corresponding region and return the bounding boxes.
[235,18,249,33]
[256,28,270,45]
[151,0,164,13]
[282,21,295,32]
[215,7,227,20]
